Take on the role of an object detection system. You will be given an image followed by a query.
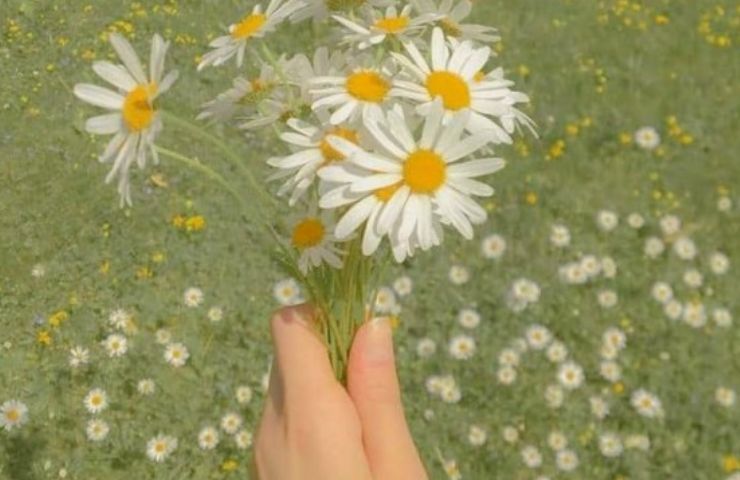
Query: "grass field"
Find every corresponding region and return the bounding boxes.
[1,0,739,479]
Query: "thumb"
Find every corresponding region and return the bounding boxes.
[347,317,428,480]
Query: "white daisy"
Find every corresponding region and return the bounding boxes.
[603,327,627,351]
[663,300,683,321]
[599,361,622,383]
[659,214,682,236]
[73,33,178,206]
[598,433,623,458]
[502,426,519,444]
[290,213,344,274]
[197,63,281,124]
[651,282,674,304]
[183,287,204,307]
[713,308,733,328]
[709,252,730,275]
[374,286,398,314]
[146,434,178,462]
[457,308,480,328]
[644,236,665,258]
[164,342,190,367]
[108,308,131,330]
[521,445,542,468]
[718,196,733,212]
[556,449,579,472]
[69,346,90,368]
[601,256,618,278]
[416,338,437,357]
[268,116,363,205]
[198,426,220,450]
[481,233,506,259]
[546,341,568,363]
[197,0,305,70]
[548,431,568,451]
[683,301,707,328]
[103,333,128,357]
[155,329,172,345]
[715,387,736,408]
[673,236,697,260]
[31,263,46,278]
[392,27,533,140]
[596,209,619,231]
[208,306,224,322]
[448,265,470,285]
[682,269,704,289]
[319,101,504,261]
[332,5,436,50]
[557,361,584,390]
[413,0,500,43]
[498,348,520,367]
[273,278,303,305]
[86,418,110,442]
[467,425,487,446]
[236,385,253,405]
[525,324,552,350]
[550,223,571,248]
[1,400,28,431]
[83,388,108,414]
[634,126,661,150]
[497,366,517,385]
[220,412,243,435]
[590,396,610,420]
[392,275,414,296]
[631,389,664,418]
[448,334,476,360]
[627,212,645,229]
[137,379,156,395]
[235,429,253,450]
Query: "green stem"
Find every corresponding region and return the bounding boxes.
[161,110,277,210]
[155,146,249,212]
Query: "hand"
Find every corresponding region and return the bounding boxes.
[252,304,428,480]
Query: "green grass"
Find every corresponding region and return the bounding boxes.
[1,0,739,478]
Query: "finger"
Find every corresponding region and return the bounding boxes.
[347,317,428,479]
[270,304,337,405]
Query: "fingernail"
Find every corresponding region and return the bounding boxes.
[364,317,393,363]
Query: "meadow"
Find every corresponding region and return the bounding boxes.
[1,0,739,479]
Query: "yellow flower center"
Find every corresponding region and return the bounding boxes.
[232,13,267,39]
[292,218,325,249]
[123,83,157,132]
[5,410,19,422]
[172,350,181,358]
[374,16,409,33]
[91,396,102,406]
[425,71,471,111]
[439,17,462,37]
[374,183,402,202]
[346,70,390,103]
[155,442,166,453]
[320,127,359,163]
[403,149,446,194]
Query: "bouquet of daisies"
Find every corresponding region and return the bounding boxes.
[73,0,534,381]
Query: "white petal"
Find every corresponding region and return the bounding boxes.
[335,195,377,239]
[441,133,491,162]
[448,158,506,177]
[377,185,410,235]
[92,62,137,91]
[350,173,401,193]
[74,84,125,110]
[85,113,122,135]
[109,33,147,84]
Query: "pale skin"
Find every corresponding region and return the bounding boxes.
[252,304,428,480]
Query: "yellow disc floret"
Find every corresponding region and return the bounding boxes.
[425,71,471,111]
[320,127,360,163]
[232,13,267,39]
[292,218,325,249]
[403,149,446,194]
[374,16,410,33]
[123,83,157,132]
[346,70,390,103]
[374,182,402,202]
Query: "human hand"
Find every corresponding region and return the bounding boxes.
[252,304,428,480]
